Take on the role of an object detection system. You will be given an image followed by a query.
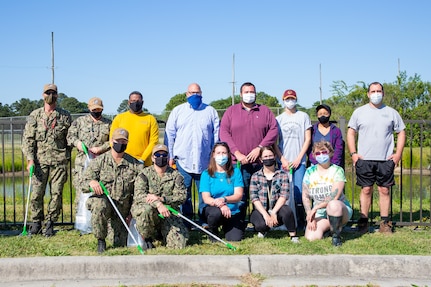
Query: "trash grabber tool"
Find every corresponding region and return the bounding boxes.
[289,168,297,227]
[81,142,91,170]
[159,205,237,251]
[98,182,144,254]
[21,165,35,236]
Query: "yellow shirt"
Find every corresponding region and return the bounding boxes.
[110,111,159,166]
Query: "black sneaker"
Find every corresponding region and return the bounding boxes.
[44,220,55,237]
[356,217,369,234]
[143,238,154,250]
[29,222,42,235]
[98,239,106,253]
[332,235,342,247]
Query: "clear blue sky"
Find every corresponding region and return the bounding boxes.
[1,1,430,115]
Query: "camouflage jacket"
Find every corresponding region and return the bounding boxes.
[67,114,112,167]
[82,152,143,204]
[132,165,186,212]
[22,107,72,165]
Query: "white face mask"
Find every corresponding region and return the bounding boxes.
[370,92,383,105]
[284,99,296,109]
[242,93,256,104]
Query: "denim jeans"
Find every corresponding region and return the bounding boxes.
[175,162,202,219]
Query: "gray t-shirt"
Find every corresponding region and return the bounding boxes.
[276,110,312,164]
[348,104,405,161]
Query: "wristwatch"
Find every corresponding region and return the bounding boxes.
[350,151,357,156]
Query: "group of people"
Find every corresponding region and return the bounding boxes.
[21,80,405,251]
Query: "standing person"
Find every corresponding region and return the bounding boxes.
[110,91,159,166]
[302,141,352,246]
[131,144,188,249]
[219,82,278,221]
[249,146,298,242]
[82,128,142,253]
[308,104,345,169]
[164,83,219,224]
[275,89,312,231]
[347,82,405,234]
[67,97,112,210]
[22,83,72,236]
[200,142,244,242]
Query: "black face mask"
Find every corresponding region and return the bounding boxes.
[318,116,330,124]
[155,157,168,167]
[90,111,102,119]
[262,158,276,167]
[112,142,127,153]
[129,101,143,113]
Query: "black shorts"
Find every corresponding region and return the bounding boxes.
[355,159,395,188]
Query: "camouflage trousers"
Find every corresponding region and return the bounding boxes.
[72,153,89,213]
[134,204,189,249]
[86,195,130,247]
[31,162,68,222]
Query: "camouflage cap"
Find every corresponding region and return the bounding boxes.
[88,97,103,110]
[152,144,168,154]
[43,83,58,93]
[112,128,129,141]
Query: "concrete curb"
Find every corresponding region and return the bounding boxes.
[1,255,430,283]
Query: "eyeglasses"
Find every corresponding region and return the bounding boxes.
[154,152,168,158]
[314,150,329,156]
[45,91,57,96]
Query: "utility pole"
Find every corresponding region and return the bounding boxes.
[230,53,236,106]
[319,63,322,104]
[51,32,55,84]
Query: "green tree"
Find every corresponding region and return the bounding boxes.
[0,103,14,117]
[60,97,88,113]
[117,99,129,113]
[164,93,187,112]
[10,98,42,116]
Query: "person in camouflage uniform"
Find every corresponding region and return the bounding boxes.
[67,97,111,211]
[21,83,72,237]
[82,128,142,253]
[131,144,188,249]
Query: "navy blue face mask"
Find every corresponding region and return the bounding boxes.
[187,94,202,110]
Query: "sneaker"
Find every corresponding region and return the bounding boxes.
[332,235,342,247]
[291,236,299,243]
[44,220,55,237]
[257,232,267,238]
[29,222,42,235]
[379,221,393,234]
[97,239,106,253]
[356,217,369,234]
[143,238,155,250]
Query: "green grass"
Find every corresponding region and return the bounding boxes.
[1,223,430,258]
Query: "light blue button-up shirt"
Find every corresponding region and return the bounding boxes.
[164,102,220,174]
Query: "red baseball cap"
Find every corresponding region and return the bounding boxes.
[282,89,297,100]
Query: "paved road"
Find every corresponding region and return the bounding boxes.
[1,255,430,287]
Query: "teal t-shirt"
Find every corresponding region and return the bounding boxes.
[199,167,244,215]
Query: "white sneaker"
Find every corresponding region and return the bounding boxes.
[291,236,299,243]
[257,232,266,238]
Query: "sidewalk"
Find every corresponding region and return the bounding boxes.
[1,254,430,287]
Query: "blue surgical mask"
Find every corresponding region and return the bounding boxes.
[370,92,383,105]
[215,155,228,166]
[316,154,330,164]
[187,94,202,110]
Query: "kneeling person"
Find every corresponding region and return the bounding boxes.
[131,144,188,249]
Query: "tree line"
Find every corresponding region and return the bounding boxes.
[1,71,430,146]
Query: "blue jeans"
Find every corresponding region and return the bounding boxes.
[238,163,262,221]
[176,162,202,219]
[292,164,306,204]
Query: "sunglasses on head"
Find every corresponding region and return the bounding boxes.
[154,152,168,158]
[315,150,329,156]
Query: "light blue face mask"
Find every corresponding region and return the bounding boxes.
[215,155,228,166]
[316,154,330,164]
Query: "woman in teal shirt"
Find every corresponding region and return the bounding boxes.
[200,142,244,241]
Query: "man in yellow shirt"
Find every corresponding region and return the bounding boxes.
[110,91,159,166]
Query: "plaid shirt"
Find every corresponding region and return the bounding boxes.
[249,168,289,210]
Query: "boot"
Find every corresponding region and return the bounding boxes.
[44,220,55,237]
[328,215,343,247]
[29,221,42,235]
[97,239,106,253]
[142,237,154,250]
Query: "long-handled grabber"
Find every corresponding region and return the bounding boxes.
[159,205,237,251]
[98,182,144,254]
[81,142,92,170]
[21,165,35,236]
[289,168,297,228]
